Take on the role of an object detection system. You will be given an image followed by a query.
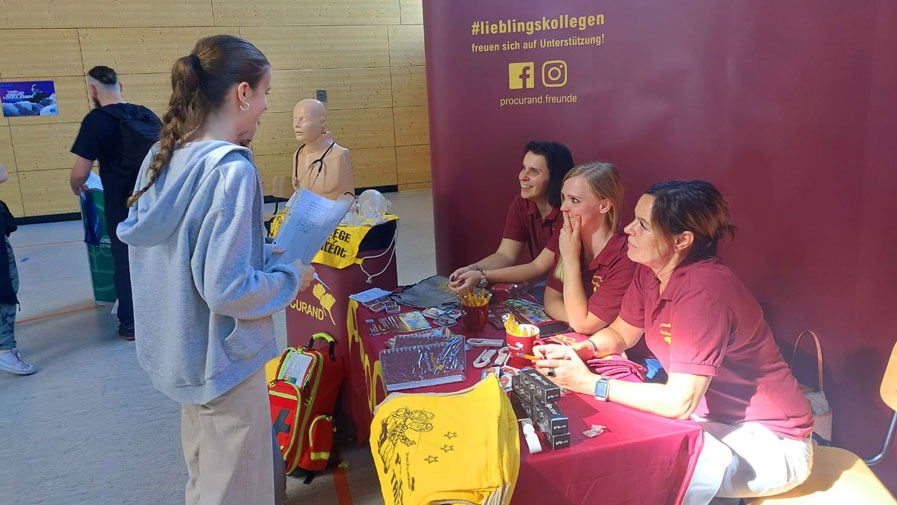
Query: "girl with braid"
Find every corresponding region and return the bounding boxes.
[116,35,314,505]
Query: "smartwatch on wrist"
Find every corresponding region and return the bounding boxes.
[593,376,609,401]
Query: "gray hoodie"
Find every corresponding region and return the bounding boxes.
[117,140,301,404]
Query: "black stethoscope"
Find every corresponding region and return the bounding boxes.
[294,141,336,190]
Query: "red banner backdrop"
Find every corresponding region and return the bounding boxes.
[424,0,897,489]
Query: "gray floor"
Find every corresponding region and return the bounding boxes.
[0,190,436,505]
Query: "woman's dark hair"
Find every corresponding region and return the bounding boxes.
[645,180,737,265]
[524,141,574,208]
[128,35,270,206]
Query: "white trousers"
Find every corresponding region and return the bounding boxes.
[682,420,813,505]
[181,368,277,505]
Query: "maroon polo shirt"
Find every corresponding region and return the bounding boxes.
[501,195,562,260]
[619,260,814,440]
[545,231,635,323]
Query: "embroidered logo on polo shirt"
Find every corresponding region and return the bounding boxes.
[591,274,604,291]
[659,323,672,344]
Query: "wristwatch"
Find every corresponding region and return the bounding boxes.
[475,266,489,289]
[593,376,609,401]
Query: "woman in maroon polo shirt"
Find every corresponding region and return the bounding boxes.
[534,181,814,505]
[541,162,636,334]
[448,141,573,293]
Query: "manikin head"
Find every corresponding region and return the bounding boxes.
[86,66,123,109]
[293,99,327,144]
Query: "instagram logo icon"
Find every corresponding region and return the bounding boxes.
[541,60,567,87]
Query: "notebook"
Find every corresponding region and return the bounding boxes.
[380,335,466,391]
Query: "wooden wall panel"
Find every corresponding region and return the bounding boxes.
[269,67,392,114]
[0,0,213,29]
[388,25,425,66]
[399,181,432,191]
[400,0,424,25]
[0,127,15,173]
[19,169,79,215]
[216,0,400,28]
[241,26,390,70]
[351,147,397,188]
[79,28,241,75]
[4,76,89,126]
[0,30,84,77]
[393,106,429,146]
[0,0,426,216]
[0,173,24,217]
[252,113,297,156]
[396,144,431,185]
[9,123,81,171]
[118,73,172,118]
[254,153,293,195]
[391,66,427,107]
[329,108,395,149]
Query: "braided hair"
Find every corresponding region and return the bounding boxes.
[127,35,269,206]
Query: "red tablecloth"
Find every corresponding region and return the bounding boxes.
[345,301,703,505]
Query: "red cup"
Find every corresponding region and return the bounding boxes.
[461,304,488,332]
[507,324,539,366]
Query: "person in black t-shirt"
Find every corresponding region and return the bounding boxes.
[69,66,150,341]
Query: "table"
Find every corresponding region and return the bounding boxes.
[345,300,704,505]
[284,220,398,430]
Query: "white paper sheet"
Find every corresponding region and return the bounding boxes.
[270,188,353,266]
[85,171,103,191]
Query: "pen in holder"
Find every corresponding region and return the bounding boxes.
[459,288,490,333]
[504,313,539,367]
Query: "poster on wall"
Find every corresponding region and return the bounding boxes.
[0,80,58,117]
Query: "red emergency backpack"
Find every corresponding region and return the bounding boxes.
[268,333,345,478]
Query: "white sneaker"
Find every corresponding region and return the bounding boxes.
[0,350,37,375]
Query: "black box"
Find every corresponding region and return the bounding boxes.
[521,369,561,403]
[547,432,571,451]
[531,400,568,436]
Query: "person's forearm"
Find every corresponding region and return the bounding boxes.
[70,172,88,194]
[471,253,515,271]
[585,325,630,357]
[543,288,568,321]
[580,376,696,419]
[561,260,592,333]
[486,262,546,284]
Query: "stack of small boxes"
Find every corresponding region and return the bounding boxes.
[511,368,570,450]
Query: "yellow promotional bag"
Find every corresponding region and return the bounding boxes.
[370,376,520,505]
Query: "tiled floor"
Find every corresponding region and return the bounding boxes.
[0,190,436,505]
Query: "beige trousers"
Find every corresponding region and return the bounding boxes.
[181,367,276,505]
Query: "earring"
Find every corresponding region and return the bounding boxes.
[239,102,250,112]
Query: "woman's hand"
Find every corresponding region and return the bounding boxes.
[295,261,316,291]
[533,343,574,361]
[558,213,582,263]
[449,265,472,282]
[449,268,479,291]
[533,343,595,394]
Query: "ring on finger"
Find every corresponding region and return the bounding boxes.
[547,367,556,378]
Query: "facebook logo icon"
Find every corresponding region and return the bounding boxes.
[508,62,535,89]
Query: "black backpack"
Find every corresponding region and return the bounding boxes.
[100,105,163,196]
